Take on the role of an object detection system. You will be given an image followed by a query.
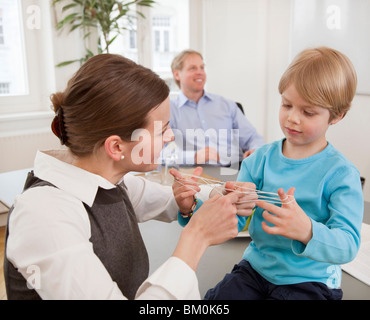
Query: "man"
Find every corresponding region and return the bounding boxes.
[169,49,265,166]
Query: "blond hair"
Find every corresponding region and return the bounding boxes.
[278,47,357,121]
[171,49,203,88]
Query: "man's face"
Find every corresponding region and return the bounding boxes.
[174,54,206,97]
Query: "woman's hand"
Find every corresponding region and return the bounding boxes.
[170,167,202,214]
[256,187,312,244]
[224,181,257,217]
[173,191,242,271]
[210,181,257,217]
[187,192,241,246]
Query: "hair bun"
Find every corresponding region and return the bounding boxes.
[50,93,68,145]
[50,92,64,113]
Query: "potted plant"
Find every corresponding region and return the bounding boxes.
[52,0,156,66]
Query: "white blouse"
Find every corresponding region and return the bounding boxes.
[6,150,209,300]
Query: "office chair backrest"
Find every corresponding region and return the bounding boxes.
[236,102,244,114]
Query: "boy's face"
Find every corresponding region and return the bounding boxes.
[279,84,341,156]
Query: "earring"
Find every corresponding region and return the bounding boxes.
[121,155,125,160]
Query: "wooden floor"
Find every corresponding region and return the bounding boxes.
[0,226,7,300]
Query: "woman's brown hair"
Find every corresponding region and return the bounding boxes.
[51,54,169,157]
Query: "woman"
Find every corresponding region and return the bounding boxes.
[4,54,251,300]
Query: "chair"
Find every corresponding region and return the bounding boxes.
[236,102,244,114]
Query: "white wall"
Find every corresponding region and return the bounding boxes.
[202,0,268,138]
[326,94,370,201]
[201,0,291,142]
[201,0,370,201]
[0,112,60,172]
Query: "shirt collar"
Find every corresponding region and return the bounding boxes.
[34,150,116,207]
[176,90,213,108]
[202,91,213,101]
[176,91,190,108]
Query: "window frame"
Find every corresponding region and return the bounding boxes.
[135,0,197,93]
[0,0,56,115]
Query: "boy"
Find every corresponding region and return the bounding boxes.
[175,47,363,300]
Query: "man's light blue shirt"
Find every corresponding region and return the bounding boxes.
[169,91,265,165]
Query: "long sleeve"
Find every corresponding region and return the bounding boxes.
[123,173,179,223]
[236,159,256,232]
[136,257,200,300]
[232,106,265,151]
[291,167,363,265]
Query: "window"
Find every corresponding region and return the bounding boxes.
[151,0,189,92]
[0,13,4,45]
[129,29,136,50]
[153,16,171,54]
[109,0,189,93]
[153,16,171,55]
[0,0,28,97]
[107,12,138,63]
[0,82,9,94]
[0,0,57,115]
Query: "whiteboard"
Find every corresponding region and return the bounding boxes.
[291,0,370,95]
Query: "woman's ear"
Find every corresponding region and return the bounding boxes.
[104,135,126,161]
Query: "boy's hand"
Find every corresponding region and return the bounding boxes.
[170,167,202,214]
[256,187,313,244]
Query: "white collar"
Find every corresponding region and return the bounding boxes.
[34,150,117,207]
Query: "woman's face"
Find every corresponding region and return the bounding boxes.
[126,97,174,172]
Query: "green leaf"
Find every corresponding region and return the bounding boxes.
[52,0,158,66]
[61,3,78,12]
[56,59,80,67]
[55,12,79,30]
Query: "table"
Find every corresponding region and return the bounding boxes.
[0,168,31,226]
[0,168,31,208]
[139,165,370,300]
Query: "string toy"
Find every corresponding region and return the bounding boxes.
[174,172,295,205]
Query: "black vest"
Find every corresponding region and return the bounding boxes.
[4,171,149,300]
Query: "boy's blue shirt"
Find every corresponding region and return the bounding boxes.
[237,139,363,288]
